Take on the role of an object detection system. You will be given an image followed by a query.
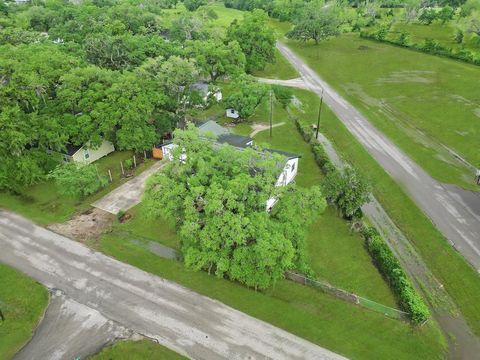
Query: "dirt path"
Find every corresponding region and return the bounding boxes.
[316,132,480,359]
[48,207,114,242]
[276,41,480,271]
[249,122,286,138]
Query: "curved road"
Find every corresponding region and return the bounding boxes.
[276,42,480,272]
[0,211,345,360]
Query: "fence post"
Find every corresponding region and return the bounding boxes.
[108,169,113,182]
[144,150,147,160]
[120,161,124,176]
[133,155,137,168]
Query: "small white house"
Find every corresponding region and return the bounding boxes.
[226,108,239,119]
[60,140,115,164]
[191,81,222,105]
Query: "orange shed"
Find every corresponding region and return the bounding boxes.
[152,146,163,159]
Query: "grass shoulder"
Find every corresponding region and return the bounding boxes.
[90,339,186,360]
[291,88,480,336]
[0,264,49,360]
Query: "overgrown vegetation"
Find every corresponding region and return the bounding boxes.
[48,162,108,198]
[362,226,430,323]
[144,125,326,289]
[0,0,276,192]
[292,103,430,323]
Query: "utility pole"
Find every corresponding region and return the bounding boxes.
[269,90,273,138]
[315,88,324,140]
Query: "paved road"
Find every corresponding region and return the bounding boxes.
[0,211,346,360]
[16,290,131,360]
[276,42,480,271]
[92,161,166,215]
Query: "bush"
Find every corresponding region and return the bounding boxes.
[360,31,480,66]
[294,117,312,143]
[124,158,133,169]
[311,143,336,174]
[48,162,108,198]
[362,226,430,323]
[322,166,370,219]
[272,85,293,108]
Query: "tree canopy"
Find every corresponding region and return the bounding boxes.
[287,0,342,44]
[144,126,326,289]
[224,75,269,120]
[227,10,275,71]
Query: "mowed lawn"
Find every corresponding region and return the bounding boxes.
[91,340,186,360]
[391,21,480,52]
[290,88,480,336]
[0,264,48,360]
[0,151,154,225]
[98,230,446,360]
[279,34,480,190]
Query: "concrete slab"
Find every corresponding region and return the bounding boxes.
[92,161,166,215]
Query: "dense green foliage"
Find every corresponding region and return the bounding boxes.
[48,162,108,198]
[271,85,293,108]
[322,166,371,219]
[227,9,275,71]
[144,126,326,289]
[286,0,342,44]
[224,75,269,119]
[362,226,430,323]
[0,0,274,192]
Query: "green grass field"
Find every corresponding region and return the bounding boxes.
[0,152,154,225]
[0,264,48,360]
[97,231,446,360]
[251,48,299,80]
[288,88,480,336]
[90,340,186,360]
[391,20,480,52]
[277,33,480,190]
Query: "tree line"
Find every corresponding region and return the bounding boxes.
[0,0,276,192]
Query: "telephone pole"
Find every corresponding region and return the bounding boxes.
[269,90,273,138]
[315,88,324,140]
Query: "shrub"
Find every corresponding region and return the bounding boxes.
[124,158,133,169]
[311,143,336,174]
[362,226,430,323]
[322,166,371,219]
[272,85,293,108]
[48,162,108,198]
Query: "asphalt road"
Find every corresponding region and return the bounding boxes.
[276,42,480,272]
[16,290,131,360]
[0,211,346,360]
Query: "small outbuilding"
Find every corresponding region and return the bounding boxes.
[226,108,239,119]
[59,140,115,164]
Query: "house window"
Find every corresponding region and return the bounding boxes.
[84,149,90,160]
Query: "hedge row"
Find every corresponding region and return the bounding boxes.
[362,226,430,323]
[294,116,430,323]
[294,118,336,175]
[360,31,480,66]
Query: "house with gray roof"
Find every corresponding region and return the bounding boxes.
[160,120,299,210]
